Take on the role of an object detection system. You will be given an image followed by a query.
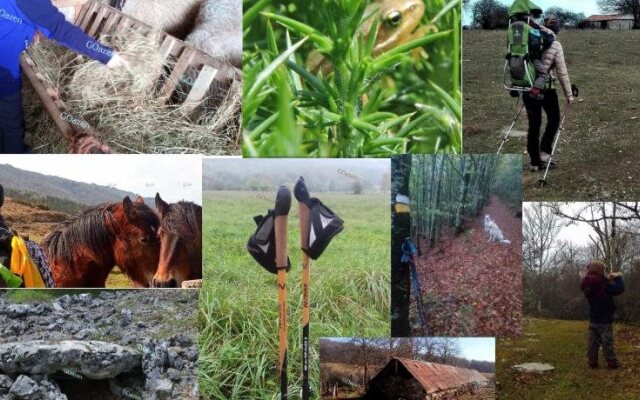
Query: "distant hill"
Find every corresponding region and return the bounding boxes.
[1,197,68,241]
[0,164,148,208]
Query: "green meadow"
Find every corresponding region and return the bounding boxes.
[198,191,390,399]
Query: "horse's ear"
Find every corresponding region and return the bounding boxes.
[123,196,134,219]
[155,193,169,217]
[0,184,3,209]
[135,196,145,204]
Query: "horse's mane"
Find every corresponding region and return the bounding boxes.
[161,201,202,241]
[42,202,159,270]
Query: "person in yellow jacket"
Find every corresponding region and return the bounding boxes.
[10,235,46,287]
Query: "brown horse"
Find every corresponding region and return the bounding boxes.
[43,196,160,288]
[152,193,202,288]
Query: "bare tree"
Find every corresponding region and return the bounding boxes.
[523,203,563,315]
[548,202,639,272]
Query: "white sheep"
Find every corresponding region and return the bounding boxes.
[185,0,241,67]
[100,0,204,39]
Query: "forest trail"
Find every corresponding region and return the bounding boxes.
[413,195,523,337]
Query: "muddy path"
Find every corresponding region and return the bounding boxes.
[413,195,523,337]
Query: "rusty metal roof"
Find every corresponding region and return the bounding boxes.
[585,14,632,22]
[393,357,488,394]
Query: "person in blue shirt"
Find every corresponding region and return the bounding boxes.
[0,0,128,153]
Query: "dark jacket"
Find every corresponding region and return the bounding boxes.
[0,0,114,96]
[581,272,625,324]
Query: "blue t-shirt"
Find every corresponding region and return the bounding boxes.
[0,0,114,96]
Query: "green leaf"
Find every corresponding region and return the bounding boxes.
[262,13,333,52]
[370,31,452,71]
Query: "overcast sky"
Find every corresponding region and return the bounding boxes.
[524,202,605,246]
[0,155,201,204]
[464,0,602,25]
[458,337,495,362]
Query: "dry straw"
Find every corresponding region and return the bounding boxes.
[25,31,241,154]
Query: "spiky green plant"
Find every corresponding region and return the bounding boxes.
[243,0,462,157]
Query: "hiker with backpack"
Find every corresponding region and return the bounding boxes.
[581,261,624,369]
[0,0,129,153]
[523,15,574,171]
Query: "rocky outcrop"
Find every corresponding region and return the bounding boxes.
[0,341,141,379]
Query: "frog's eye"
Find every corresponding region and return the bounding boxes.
[385,10,402,27]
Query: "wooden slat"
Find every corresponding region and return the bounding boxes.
[87,6,108,36]
[183,65,218,111]
[74,2,89,26]
[21,55,74,141]
[158,35,178,60]
[103,12,121,34]
[77,1,98,31]
[161,48,197,99]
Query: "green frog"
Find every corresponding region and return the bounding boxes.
[306,0,432,75]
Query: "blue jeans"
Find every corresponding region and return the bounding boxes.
[0,91,26,153]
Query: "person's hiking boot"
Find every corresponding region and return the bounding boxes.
[606,360,621,369]
[588,359,598,369]
[530,164,540,172]
[540,152,558,166]
[529,87,544,101]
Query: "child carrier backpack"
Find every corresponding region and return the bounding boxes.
[503,1,553,91]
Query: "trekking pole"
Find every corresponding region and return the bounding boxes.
[402,238,428,333]
[538,105,570,187]
[247,186,293,399]
[294,177,344,400]
[274,186,291,399]
[497,100,525,154]
[294,177,312,400]
[539,85,579,187]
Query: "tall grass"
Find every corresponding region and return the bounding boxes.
[198,191,390,399]
[243,0,462,157]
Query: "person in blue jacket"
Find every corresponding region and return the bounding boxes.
[0,0,128,153]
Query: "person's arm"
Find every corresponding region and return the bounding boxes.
[606,276,625,296]
[16,0,114,65]
[551,42,573,102]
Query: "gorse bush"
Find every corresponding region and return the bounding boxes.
[243,0,462,157]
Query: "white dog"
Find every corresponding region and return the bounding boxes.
[484,214,493,232]
[488,223,511,244]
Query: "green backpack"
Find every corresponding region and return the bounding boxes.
[503,0,552,91]
[0,263,23,288]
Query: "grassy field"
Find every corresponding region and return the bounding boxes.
[105,268,134,288]
[463,30,640,200]
[198,191,390,399]
[497,318,640,399]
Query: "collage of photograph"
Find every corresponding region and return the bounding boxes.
[0,0,638,399]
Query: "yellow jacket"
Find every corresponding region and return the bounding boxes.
[11,236,46,288]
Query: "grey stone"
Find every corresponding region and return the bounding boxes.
[0,374,14,394]
[0,341,141,380]
[149,378,173,400]
[9,375,39,399]
[512,362,555,373]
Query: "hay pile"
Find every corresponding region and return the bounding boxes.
[24,31,241,154]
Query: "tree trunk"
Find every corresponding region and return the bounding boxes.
[391,155,412,337]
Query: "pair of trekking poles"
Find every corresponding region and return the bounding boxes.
[497,84,579,187]
[247,177,344,400]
